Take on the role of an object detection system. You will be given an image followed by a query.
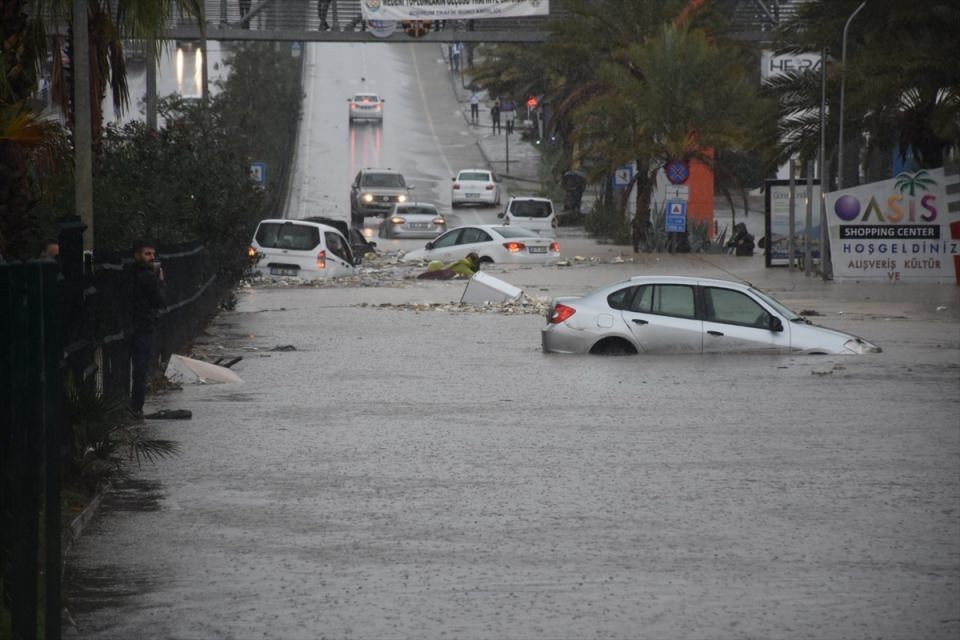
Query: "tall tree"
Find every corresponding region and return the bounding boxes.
[771,0,960,184]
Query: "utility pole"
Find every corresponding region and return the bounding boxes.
[73,0,93,252]
[146,33,158,130]
[837,0,867,190]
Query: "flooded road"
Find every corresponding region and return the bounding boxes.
[64,258,960,639]
[64,35,960,640]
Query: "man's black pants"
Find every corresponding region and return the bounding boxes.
[130,331,154,414]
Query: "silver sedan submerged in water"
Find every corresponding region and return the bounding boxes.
[542,276,882,356]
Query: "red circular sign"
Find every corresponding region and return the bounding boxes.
[666,160,690,185]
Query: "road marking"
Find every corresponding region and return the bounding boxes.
[410,43,453,177]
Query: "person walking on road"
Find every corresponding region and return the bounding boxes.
[130,241,166,421]
[490,100,501,135]
[469,91,480,124]
[317,0,334,31]
[500,97,516,134]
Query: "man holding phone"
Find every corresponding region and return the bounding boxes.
[130,241,166,420]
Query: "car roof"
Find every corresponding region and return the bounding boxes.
[353,93,380,98]
[507,196,552,202]
[361,168,401,174]
[448,224,541,236]
[623,275,749,288]
[396,202,438,208]
[456,169,492,176]
[256,218,345,235]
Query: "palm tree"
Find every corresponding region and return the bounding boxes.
[574,23,760,233]
[771,0,960,185]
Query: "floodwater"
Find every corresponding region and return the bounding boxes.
[63,37,960,639]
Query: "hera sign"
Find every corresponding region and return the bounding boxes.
[361,0,549,21]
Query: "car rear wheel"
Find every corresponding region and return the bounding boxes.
[479,256,494,264]
[590,337,638,356]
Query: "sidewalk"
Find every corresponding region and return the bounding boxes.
[443,50,543,189]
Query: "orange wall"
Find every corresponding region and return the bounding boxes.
[687,152,715,236]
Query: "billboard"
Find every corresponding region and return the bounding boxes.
[825,168,960,282]
[361,0,549,21]
[764,180,822,267]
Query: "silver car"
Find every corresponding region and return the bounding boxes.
[542,276,881,355]
[379,202,447,239]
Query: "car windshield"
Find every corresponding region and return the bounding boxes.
[493,226,539,239]
[459,172,490,182]
[749,287,801,321]
[354,94,379,103]
[362,173,405,188]
[510,200,552,217]
[255,222,320,251]
[398,206,437,215]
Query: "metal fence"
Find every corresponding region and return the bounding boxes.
[0,217,223,640]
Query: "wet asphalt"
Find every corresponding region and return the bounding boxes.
[63,42,960,639]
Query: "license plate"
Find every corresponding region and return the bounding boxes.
[528,246,547,253]
[465,193,479,198]
[410,223,428,229]
[380,196,390,201]
[270,267,298,276]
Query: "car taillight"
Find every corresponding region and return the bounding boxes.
[549,241,560,252]
[316,250,326,269]
[549,304,576,324]
[247,246,257,258]
[452,184,460,190]
[433,217,446,225]
[503,242,526,252]
[351,104,357,110]
[485,184,494,190]
[390,216,405,224]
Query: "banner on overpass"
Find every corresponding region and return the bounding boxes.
[361,0,550,21]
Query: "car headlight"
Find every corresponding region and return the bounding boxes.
[397,194,408,203]
[843,338,882,354]
[362,193,373,203]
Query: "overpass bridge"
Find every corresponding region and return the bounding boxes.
[161,0,808,45]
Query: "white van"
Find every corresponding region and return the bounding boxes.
[250,219,358,280]
[499,197,557,235]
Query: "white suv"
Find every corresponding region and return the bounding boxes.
[250,219,358,280]
[499,197,557,235]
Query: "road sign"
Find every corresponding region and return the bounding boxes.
[665,200,687,232]
[613,164,634,188]
[664,184,689,201]
[666,160,690,185]
[250,162,266,186]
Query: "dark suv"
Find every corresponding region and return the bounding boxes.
[349,169,412,225]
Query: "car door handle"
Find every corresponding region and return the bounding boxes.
[631,319,648,325]
[707,330,724,336]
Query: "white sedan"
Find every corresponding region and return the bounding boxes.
[542,275,882,355]
[401,225,560,265]
[451,169,500,207]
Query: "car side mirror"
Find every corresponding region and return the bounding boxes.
[425,242,434,250]
[451,177,456,182]
[346,98,351,101]
[497,212,505,219]
[407,185,415,191]
[769,316,784,333]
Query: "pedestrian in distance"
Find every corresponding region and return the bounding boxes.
[317,0,333,31]
[451,42,463,72]
[500,97,516,134]
[130,240,166,422]
[238,0,251,28]
[469,90,480,124]
[490,100,501,135]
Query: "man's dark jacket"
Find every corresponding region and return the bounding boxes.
[132,262,166,333]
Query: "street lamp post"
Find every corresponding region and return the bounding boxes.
[837,0,867,190]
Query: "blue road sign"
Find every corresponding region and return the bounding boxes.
[250,162,266,186]
[665,200,687,232]
[612,164,634,188]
